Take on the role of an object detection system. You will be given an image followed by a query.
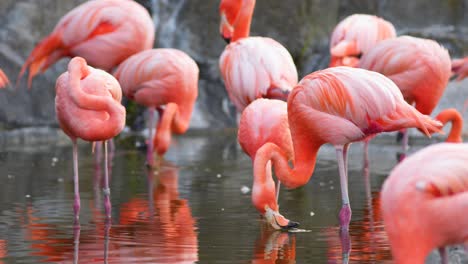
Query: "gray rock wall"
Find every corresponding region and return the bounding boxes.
[0,0,467,130]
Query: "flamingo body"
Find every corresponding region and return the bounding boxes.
[359,36,451,115]
[220,37,298,112]
[114,48,199,156]
[20,0,154,87]
[381,143,468,263]
[330,14,396,67]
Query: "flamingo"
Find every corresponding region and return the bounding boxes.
[359,36,452,151]
[381,143,468,264]
[0,69,9,88]
[55,57,126,222]
[113,49,199,165]
[219,0,298,113]
[252,66,442,230]
[452,56,468,81]
[329,14,396,68]
[18,0,154,88]
[433,109,463,143]
[238,98,297,229]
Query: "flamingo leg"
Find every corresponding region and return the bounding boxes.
[339,228,351,264]
[336,144,352,230]
[275,180,281,203]
[363,139,370,172]
[438,247,448,264]
[401,128,409,152]
[73,223,80,264]
[147,107,155,167]
[103,140,111,219]
[104,218,111,264]
[72,139,80,223]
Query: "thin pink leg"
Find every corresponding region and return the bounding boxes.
[72,139,80,223]
[73,223,81,264]
[336,144,352,230]
[104,218,111,263]
[401,128,409,152]
[339,228,351,264]
[439,247,448,264]
[363,139,370,172]
[103,140,111,219]
[275,180,281,203]
[147,107,155,167]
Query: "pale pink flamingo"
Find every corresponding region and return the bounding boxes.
[18,0,154,88]
[329,14,396,68]
[451,56,468,81]
[113,49,199,165]
[0,69,9,88]
[381,143,468,264]
[55,57,126,222]
[253,66,442,230]
[359,36,452,151]
[238,98,296,229]
[219,0,298,113]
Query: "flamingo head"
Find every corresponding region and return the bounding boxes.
[219,0,242,43]
[329,40,361,67]
[264,206,299,230]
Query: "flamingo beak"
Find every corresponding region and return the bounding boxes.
[220,12,233,44]
[264,206,299,230]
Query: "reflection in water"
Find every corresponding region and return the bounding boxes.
[325,190,392,264]
[0,239,6,264]
[252,226,296,264]
[18,161,198,263]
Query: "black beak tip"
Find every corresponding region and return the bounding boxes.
[281,220,300,230]
[222,36,231,44]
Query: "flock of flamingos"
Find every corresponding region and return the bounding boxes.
[0,0,468,263]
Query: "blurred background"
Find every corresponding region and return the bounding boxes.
[0,0,467,131]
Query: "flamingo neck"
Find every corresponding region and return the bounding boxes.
[435,108,463,143]
[254,139,320,190]
[154,103,189,155]
[232,0,255,41]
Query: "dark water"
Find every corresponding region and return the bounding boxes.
[0,130,460,263]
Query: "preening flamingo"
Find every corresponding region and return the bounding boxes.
[253,67,442,230]
[19,0,154,87]
[329,14,396,67]
[433,109,463,143]
[238,98,297,229]
[219,0,298,113]
[55,57,126,221]
[113,49,199,164]
[359,36,452,150]
[0,69,9,88]
[381,143,468,264]
[452,56,468,81]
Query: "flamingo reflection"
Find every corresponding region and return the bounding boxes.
[20,162,198,263]
[324,184,392,263]
[251,225,296,263]
[0,239,6,264]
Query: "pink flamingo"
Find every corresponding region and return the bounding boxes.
[452,56,468,81]
[329,14,396,68]
[359,36,452,151]
[238,98,296,229]
[381,143,468,264]
[113,49,199,164]
[252,66,442,230]
[18,0,154,88]
[0,69,9,88]
[55,57,126,222]
[433,109,463,143]
[219,0,298,113]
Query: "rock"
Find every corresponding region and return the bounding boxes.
[0,0,466,130]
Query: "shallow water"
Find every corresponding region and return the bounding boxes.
[0,130,463,263]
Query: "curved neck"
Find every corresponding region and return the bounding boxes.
[232,0,255,41]
[254,139,320,189]
[154,103,189,155]
[435,108,463,143]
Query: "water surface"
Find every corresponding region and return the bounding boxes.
[0,130,462,263]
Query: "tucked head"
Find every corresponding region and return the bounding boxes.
[219,0,255,43]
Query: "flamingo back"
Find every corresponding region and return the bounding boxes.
[330,14,396,67]
[359,36,451,114]
[114,49,199,123]
[288,67,442,146]
[219,37,298,112]
[55,57,125,141]
[238,99,293,160]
